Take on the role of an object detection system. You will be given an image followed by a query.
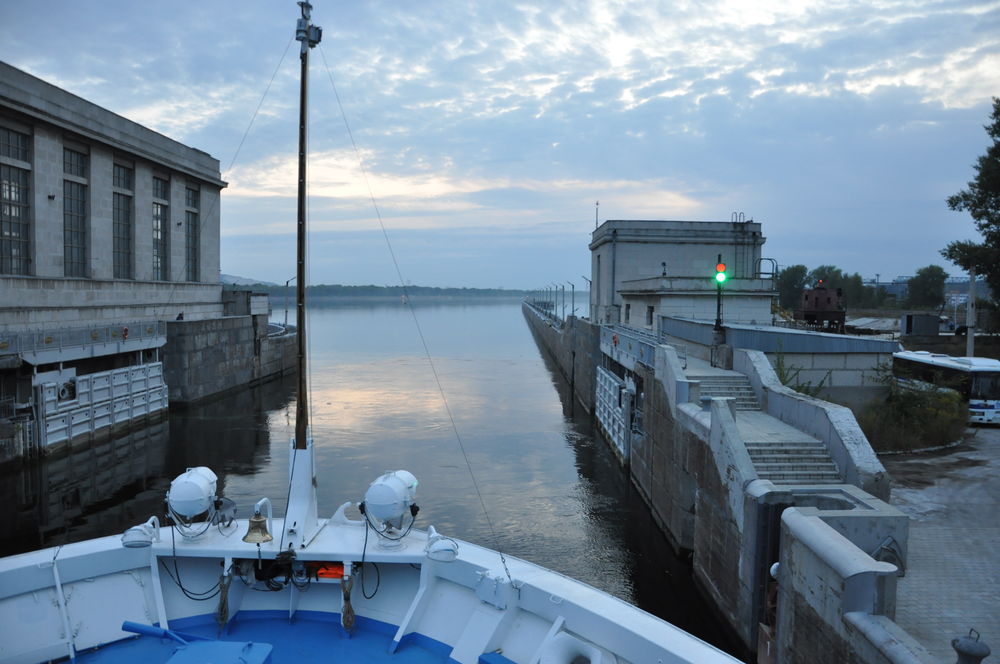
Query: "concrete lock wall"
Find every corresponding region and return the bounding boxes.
[521,304,601,413]
[776,509,933,664]
[163,314,296,405]
[523,304,937,662]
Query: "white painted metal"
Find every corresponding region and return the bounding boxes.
[0,515,742,664]
[596,366,630,461]
[35,362,167,448]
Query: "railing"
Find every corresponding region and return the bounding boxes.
[524,299,562,327]
[601,325,657,368]
[0,320,167,357]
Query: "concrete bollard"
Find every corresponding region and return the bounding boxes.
[952,629,990,664]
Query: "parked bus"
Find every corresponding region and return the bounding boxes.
[892,350,1000,424]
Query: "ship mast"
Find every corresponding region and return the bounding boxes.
[294,0,321,450]
[282,1,322,551]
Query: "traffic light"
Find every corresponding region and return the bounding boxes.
[715,262,727,283]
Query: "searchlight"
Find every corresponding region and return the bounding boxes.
[165,466,236,538]
[361,470,419,548]
[121,516,160,549]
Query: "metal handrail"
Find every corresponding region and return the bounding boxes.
[0,320,167,356]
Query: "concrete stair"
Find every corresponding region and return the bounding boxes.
[693,375,761,411]
[744,440,841,484]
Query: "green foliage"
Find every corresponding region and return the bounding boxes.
[941,97,1000,300]
[807,265,846,288]
[906,265,948,308]
[776,264,808,309]
[858,364,968,452]
[779,264,887,308]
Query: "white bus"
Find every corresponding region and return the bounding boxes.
[892,350,1000,424]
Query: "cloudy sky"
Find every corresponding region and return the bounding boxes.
[2,1,998,288]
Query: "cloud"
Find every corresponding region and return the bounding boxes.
[3,0,998,286]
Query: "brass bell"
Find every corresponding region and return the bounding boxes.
[243,512,272,543]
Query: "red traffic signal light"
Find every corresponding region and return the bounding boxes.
[715,262,727,283]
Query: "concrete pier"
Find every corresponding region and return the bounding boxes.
[884,430,1000,661]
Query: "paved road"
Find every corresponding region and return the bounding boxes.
[884,427,1000,662]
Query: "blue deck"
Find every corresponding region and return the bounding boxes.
[73,610,511,664]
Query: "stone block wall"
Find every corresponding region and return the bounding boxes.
[163,314,296,405]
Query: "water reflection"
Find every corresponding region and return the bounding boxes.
[2,375,295,557]
[1,301,734,655]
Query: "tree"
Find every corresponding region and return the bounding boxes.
[906,265,948,308]
[807,265,846,289]
[941,97,1000,299]
[777,264,808,309]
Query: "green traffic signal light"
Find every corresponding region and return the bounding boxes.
[715,262,727,283]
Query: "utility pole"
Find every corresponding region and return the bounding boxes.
[967,270,976,357]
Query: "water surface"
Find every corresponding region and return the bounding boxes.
[2,301,734,653]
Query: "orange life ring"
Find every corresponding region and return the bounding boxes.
[612,333,619,346]
[123,326,129,340]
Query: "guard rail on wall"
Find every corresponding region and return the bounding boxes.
[523,300,563,328]
[0,321,167,357]
[600,325,657,368]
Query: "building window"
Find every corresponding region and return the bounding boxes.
[646,306,654,326]
[113,193,133,278]
[113,164,134,279]
[152,176,170,281]
[0,127,29,161]
[0,164,31,275]
[624,303,630,322]
[63,147,89,277]
[113,163,133,190]
[64,148,87,177]
[63,180,87,277]
[153,175,169,201]
[184,184,199,282]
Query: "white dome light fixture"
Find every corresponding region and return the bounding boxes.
[166,466,222,539]
[361,470,419,548]
[167,466,218,519]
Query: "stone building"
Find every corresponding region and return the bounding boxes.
[589,219,776,329]
[0,62,293,458]
[0,61,225,329]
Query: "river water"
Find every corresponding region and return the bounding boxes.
[2,300,736,654]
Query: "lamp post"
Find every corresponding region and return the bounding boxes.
[566,281,575,317]
[284,276,296,328]
[581,275,592,320]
